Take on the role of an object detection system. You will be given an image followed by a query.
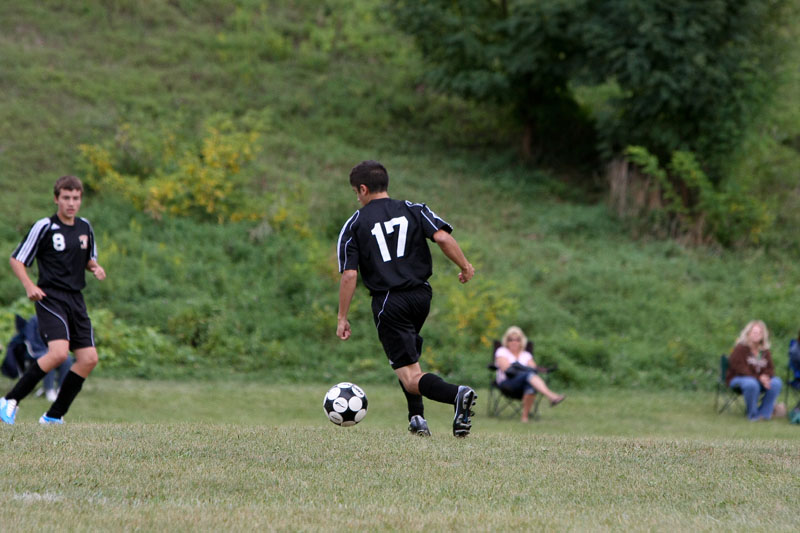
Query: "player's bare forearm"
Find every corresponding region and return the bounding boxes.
[433,230,474,283]
[10,257,46,301]
[87,259,106,281]
[337,270,358,340]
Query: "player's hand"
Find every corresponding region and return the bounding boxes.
[337,318,351,340]
[458,263,475,284]
[759,374,771,389]
[26,285,46,301]
[90,263,106,281]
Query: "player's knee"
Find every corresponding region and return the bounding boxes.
[77,350,99,369]
[400,373,423,394]
[49,348,70,365]
[399,374,415,391]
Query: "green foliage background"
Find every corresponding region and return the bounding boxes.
[1,0,799,389]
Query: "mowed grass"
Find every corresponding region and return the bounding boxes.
[1,379,798,531]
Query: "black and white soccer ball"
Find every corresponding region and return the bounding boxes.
[323,382,368,426]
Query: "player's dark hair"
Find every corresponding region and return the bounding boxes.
[54,175,83,197]
[349,160,388,193]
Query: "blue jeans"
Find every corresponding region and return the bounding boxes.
[729,376,782,420]
[498,371,536,398]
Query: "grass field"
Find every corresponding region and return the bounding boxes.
[2,378,798,531]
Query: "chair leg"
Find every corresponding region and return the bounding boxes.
[531,394,542,420]
[487,385,497,417]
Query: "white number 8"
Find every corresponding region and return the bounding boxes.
[52,233,66,251]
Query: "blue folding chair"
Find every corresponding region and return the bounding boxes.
[784,340,800,411]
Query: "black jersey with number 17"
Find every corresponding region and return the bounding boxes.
[337,198,453,293]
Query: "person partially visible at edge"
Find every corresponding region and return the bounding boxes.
[336,160,477,437]
[788,329,800,377]
[726,319,782,421]
[1,175,106,426]
[494,325,565,422]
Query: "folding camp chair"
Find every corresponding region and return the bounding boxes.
[487,340,553,420]
[715,354,744,414]
[784,340,800,411]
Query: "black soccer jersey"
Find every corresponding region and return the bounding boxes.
[337,198,453,293]
[11,214,97,292]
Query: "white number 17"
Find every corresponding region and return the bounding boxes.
[371,216,408,262]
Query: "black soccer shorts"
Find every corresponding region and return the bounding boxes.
[35,288,95,351]
[371,283,432,369]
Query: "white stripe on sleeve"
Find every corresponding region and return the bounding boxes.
[12,218,51,266]
[336,211,359,272]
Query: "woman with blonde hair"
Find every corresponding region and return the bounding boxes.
[726,320,782,420]
[494,326,564,422]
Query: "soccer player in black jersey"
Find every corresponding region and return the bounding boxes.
[336,160,477,437]
[1,176,106,425]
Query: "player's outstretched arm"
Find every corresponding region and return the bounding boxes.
[337,269,358,340]
[87,259,106,281]
[433,230,474,284]
[9,257,46,301]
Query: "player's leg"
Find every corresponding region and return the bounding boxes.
[41,295,97,424]
[377,291,460,401]
[0,340,69,425]
[12,296,72,397]
[407,286,476,436]
[399,377,425,410]
[373,290,430,433]
[6,340,70,398]
[68,345,97,378]
[41,346,96,424]
[399,313,428,429]
[376,287,476,436]
[394,364,475,437]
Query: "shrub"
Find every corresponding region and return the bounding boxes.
[79,112,267,223]
[620,146,771,246]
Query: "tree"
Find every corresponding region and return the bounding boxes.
[391,0,794,244]
[390,0,590,160]
[582,0,790,181]
[391,0,791,178]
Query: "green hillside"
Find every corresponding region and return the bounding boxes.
[1,0,799,389]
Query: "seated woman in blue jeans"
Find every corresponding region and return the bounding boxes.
[726,320,782,421]
[494,326,564,422]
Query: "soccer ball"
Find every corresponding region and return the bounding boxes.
[323,382,368,427]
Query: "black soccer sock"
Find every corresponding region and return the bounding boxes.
[398,379,424,421]
[418,373,459,405]
[46,371,85,419]
[5,360,48,402]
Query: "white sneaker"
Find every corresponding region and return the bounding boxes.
[39,413,64,425]
[46,389,58,402]
[0,397,18,425]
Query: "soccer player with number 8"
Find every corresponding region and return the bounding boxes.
[336,160,477,437]
[1,175,106,426]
